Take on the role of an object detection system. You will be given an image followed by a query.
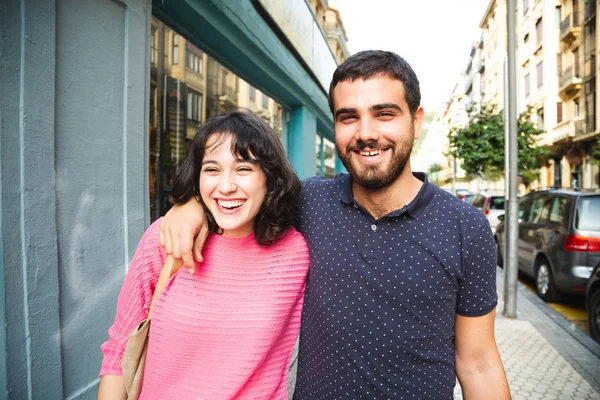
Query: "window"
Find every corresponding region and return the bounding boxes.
[577,196,600,230]
[536,18,543,45]
[187,90,203,122]
[556,6,562,28]
[557,102,563,123]
[249,86,256,102]
[537,107,544,130]
[573,0,579,25]
[574,48,580,77]
[172,34,179,64]
[537,61,543,87]
[529,195,552,224]
[557,52,563,74]
[586,87,596,131]
[151,27,158,65]
[262,93,268,108]
[525,73,531,97]
[549,197,567,224]
[186,51,202,74]
[575,97,580,116]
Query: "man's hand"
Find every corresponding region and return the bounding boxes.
[159,200,208,272]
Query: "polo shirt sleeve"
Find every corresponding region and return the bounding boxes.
[456,222,498,316]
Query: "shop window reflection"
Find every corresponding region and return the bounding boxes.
[149,17,285,221]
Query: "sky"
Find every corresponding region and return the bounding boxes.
[334,0,491,112]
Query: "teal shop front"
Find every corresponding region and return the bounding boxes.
[0,0,342,398]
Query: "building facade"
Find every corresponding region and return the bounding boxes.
[437,0,599,193]
[0,0,348,398]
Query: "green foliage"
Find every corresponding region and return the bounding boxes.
[593,136,600,165]
[427,162,443,186]
[427,162,443,174]
[448,103,550,186]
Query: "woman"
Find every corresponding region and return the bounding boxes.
[98,111,309,399]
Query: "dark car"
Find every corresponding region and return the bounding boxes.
[587,261,600,343]
[495,189,600,302]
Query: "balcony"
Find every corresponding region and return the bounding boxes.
[574,118,587,136]
[558,65,583,99]
[560,14,581,46]
[218,86,238,109]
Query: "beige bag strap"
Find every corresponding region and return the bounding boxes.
[147,255,183,320]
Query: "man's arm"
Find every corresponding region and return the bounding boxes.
[159,199,208,271]
[455,309,511,399]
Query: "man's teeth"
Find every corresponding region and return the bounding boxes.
[360,149,382,156]
[218,200,244,209]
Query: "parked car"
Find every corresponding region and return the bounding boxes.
[457,191,475,204]
[586,261,600,343]
[495,189,600,302]
[471,191,505,231]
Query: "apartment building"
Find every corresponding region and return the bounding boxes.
[449,0,599,192]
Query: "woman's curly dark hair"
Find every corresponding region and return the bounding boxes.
[169,110,301,246]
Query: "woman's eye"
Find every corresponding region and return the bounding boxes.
[202,168,218,173]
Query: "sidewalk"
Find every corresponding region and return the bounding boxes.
[455,267,600,400]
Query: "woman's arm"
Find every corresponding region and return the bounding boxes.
[97,375,126,400]
[159,200,208,270]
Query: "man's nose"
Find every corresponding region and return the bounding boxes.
[356,117,378,143]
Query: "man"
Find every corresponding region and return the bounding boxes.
[160,50,510,399]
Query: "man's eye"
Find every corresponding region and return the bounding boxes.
[340,115,357,121]
[377,112,394,117]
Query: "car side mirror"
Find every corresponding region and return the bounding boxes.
[498,214,505,221]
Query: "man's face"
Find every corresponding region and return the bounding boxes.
[332,75,424,191]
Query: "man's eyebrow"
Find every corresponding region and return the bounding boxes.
[334,107,357,119]
[370,103,401,112]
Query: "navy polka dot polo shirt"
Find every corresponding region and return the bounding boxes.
[293,172,498,399]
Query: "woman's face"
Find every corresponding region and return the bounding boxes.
[199,134,267,238]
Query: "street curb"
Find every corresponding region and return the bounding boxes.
[517,280,600,359]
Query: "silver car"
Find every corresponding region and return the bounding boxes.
[495,189,600,302]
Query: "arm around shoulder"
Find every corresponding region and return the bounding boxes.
[455,310,511,399]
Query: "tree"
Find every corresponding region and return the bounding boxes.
[592,136,600,165]
[427,162,443,185]
[448,103,550,188]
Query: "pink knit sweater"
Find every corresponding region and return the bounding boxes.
[100,219,309,399]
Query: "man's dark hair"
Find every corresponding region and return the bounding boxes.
[170,110,301,245]
[328,50,421,117]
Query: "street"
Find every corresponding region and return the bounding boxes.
[518,274,590,337]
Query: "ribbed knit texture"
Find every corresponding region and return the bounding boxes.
[100,218,309,399]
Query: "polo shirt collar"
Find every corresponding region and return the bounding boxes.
[339,172,435,219]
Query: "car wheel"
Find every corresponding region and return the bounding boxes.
[535,260,560,302]
[590,291,600,343]
[495,237,503,268]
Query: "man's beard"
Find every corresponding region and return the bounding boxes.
[336,132,414,191]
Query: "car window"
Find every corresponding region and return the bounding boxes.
[471,195,485,208]
[576,196,600,231]
[529,195,552,224]
[548,196,567,224]
[519,196,533,221]
[490,197,505,210]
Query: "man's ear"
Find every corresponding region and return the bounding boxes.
[412,106,425,140]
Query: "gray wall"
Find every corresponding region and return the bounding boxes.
[0,0,151,398]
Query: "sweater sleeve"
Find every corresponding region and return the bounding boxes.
[99,219,167,376]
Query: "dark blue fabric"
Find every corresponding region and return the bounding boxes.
[293,173,498,399]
